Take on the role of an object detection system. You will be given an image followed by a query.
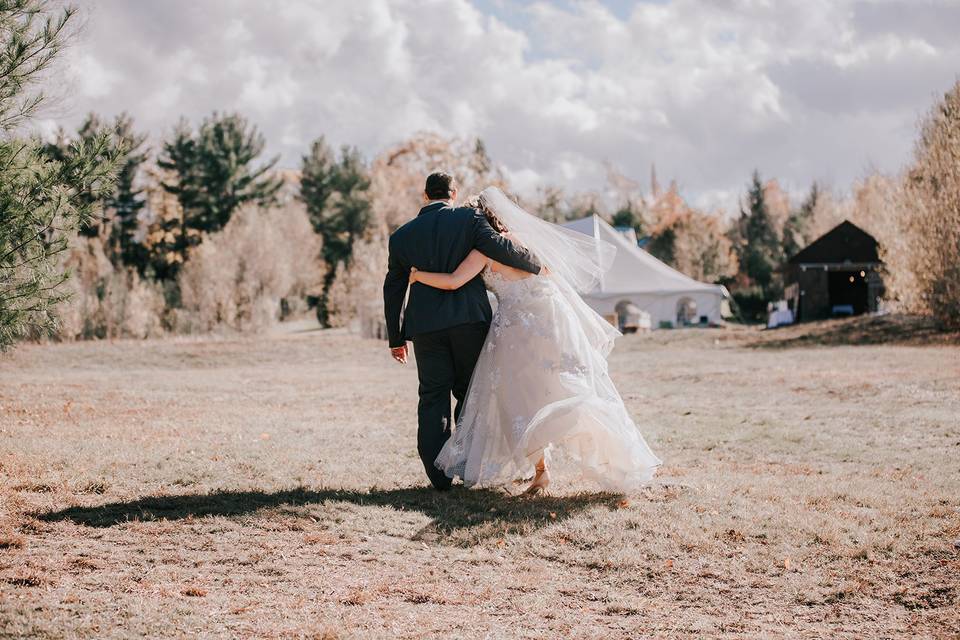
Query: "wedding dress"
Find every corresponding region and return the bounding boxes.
[434,263,662,491]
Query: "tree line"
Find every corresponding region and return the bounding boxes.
[35,109,372,311]
[2,0,958,349]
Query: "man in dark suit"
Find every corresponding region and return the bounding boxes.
[383,172,541,489]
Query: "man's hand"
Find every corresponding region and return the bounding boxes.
[390,345,408,364]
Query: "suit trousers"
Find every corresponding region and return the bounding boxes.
[411,321,489,489]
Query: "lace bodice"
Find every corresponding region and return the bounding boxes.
[481,267,551,306]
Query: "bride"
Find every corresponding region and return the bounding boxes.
[408,187,660,494]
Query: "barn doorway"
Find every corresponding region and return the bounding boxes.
[827,270,868,316]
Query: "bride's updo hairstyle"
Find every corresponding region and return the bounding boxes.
[467,192,509,234]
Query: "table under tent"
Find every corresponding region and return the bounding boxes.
[563,215,730,330]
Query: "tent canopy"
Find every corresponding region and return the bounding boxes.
[562,215,728,326]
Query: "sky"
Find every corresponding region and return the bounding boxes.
[44,0,960,211]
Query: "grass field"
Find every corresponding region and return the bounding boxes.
[1,318,958,638]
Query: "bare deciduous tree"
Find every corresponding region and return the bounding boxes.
[903,81,960,327]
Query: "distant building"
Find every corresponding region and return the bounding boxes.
[782,220,884,322]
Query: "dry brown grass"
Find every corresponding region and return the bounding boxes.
[1,321,958,638]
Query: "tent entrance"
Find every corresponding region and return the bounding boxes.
[676,297,698,326]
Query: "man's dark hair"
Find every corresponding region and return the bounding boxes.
[425,172,456,200]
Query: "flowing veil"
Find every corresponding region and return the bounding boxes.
[479,187,623,354]
[478,187,617,295]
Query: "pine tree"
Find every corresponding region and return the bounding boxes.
[0,2,120,349]
[300,136,336,227]
[733,171,784,299]
[40,112,148,260]
[157,113,282,275]
[325,146,372,263]
[299,137,371,324]
[782,182,819,259]
[40,114,119,238]
[105,113,149,272]
[301,139,371,266]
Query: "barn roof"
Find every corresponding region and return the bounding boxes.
[788,220,880,265]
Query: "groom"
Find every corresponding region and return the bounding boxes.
[383,172,542,489]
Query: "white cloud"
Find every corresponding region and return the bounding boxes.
[49,0,960,210]
[70,52,119,99]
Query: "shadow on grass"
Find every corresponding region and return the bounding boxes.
[37,486,623,541]
[747,313,960,350]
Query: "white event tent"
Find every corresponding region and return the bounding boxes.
[563,215,730,329]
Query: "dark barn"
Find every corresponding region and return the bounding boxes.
[783,220,885,322]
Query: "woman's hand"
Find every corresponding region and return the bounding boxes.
[409,267,419,284]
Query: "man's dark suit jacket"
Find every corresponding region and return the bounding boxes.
[382,201,542,348]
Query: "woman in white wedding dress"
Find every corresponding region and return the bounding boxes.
[408,187,661,494]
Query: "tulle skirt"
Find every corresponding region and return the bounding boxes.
[435,273,661,491]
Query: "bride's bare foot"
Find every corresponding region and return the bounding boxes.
[523,459,550,496]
